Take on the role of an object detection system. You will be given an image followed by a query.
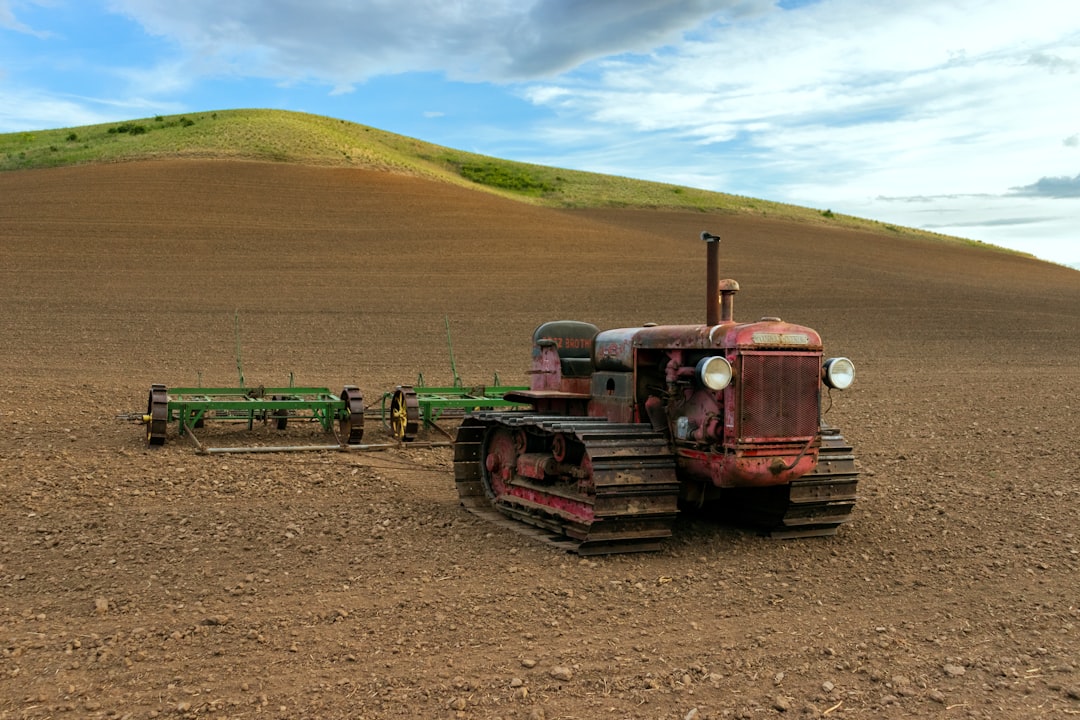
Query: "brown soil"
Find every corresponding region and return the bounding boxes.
[1,160,1079,719]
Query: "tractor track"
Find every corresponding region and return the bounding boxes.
[456,414,858,551]
[454,412,681,555]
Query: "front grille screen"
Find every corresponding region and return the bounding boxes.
[738,352,820,440]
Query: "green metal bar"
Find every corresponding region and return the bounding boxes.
[163,384,347,434]
[234,311,246,389]
[445,316,462,388]
[391,385,526,396]
[167,386,339,397]
[316,406,332,431]
[166,400,341,412]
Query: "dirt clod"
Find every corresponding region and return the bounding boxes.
[549,666,574,682]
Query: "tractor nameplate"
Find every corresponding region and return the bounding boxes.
[752,332,810,346]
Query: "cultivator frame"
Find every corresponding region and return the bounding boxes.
[145,383,365,447]
[138,314,528,449]
[381,380,527,442]
[378,316,528,441]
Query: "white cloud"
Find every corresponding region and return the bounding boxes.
[0,41,188,134]
[523,2,1080,200]
[505,0,773,76]
[0,90,118,130]
[1011,173,1080,198]
[113,59,199,97]
[103,0,753,83]
[0,0,53,38]
[856,192,1079,265]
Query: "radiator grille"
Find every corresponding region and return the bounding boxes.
[738,352,820,440]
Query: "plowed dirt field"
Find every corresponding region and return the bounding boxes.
[2,160,1079,719]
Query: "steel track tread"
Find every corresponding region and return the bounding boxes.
[453,413,680,555]
[764,426,858,538]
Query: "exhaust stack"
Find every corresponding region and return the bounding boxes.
[702,232,739,325]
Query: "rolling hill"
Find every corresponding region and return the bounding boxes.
[0,108,1016,256]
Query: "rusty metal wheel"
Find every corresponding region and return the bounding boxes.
[551,432,568,461]
[551,432,583,464]
[146,384,168,447]
[338,386,365,445]
[480,425,517,502]
[389,386,421,442]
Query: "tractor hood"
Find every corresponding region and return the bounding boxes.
[593,319,822,371]
[712,317,823,351]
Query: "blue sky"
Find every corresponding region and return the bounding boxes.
[2,0,1079,266]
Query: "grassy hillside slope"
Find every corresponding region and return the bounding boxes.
[0,107,1008,252]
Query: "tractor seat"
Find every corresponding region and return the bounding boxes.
[533,320,599,378]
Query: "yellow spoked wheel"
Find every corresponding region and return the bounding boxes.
[390,386,421,442]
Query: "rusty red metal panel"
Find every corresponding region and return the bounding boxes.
[677,445,819,489]
[588,371,636,423]
[714,320,823,350]
[529,343,563,391]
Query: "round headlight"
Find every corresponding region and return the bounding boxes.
[696,356,733,391]
[823,357,855,390]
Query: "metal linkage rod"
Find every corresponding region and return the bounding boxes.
[196,441,454,455]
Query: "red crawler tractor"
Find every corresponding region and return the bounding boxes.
[453,232,858,554]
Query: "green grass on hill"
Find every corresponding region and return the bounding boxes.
[0,108,1016,252]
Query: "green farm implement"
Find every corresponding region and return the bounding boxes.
[144,383,365,448]
[138,314,366,450]
[136,314,526,449]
